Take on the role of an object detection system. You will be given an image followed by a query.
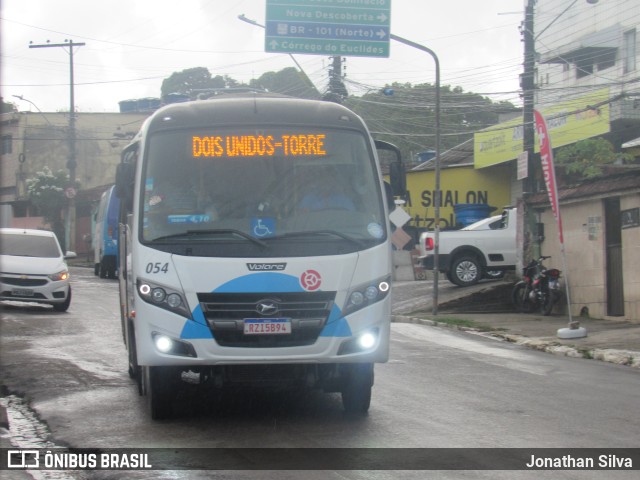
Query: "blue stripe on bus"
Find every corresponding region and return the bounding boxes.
[180,319,214,339]
[214,272,303,293]
[320,304,351,337]
[191,304,208,326]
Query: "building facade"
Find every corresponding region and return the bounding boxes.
[0,111,147,253]
[531,170,640,321]
[536,0,640,148]
[414,0,640,320]
[532,0,640,321]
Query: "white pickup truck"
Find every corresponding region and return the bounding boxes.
[418,207,517,286]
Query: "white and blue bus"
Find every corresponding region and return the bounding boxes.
[115,94,403,419]
[93,185,120,279]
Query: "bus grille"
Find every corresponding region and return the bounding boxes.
[197,291,336,348]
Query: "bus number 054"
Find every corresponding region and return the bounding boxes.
[146,262,169,274]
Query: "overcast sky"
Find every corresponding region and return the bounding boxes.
[1,0,525,113]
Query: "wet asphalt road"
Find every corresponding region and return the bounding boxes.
[1,267,639,479]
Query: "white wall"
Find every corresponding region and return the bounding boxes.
[535,0,640,105]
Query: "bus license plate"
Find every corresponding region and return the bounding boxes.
[244,319,291,335]
[12,288,34,297]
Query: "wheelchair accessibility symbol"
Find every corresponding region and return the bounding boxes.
[251,217,276,238]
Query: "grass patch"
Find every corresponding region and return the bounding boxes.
[411,314,494,332]
[434,317,478,329]
[578,348,594,360]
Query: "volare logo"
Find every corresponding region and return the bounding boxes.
[246,263,287,271]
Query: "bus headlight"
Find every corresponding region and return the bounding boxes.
[152,332,197,357]
[358,331,377,349]
[166,293,183,309]
[154,334,173,353]
[137,278,191,319]
[349,291,364,307]
[151,288,166,303]
[343,276,391,317]
[364,286,379,301]
[338,328,379,355]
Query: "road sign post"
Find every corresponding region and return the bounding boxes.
[265,0,391,57]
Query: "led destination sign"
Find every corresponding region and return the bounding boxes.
[192,134,327,158]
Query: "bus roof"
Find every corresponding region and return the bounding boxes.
[144,95,369,134]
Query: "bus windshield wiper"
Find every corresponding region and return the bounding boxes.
[151,229,268,248]
[272,230,366,248]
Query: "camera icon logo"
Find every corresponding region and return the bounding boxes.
[7,450,39,469]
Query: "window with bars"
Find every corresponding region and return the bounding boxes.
[1,135,12,155]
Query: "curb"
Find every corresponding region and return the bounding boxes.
[392,315,640,369]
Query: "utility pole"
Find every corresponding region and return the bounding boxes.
[389,33,441,315]
[29,40,85,252]
[325,56,348,102]
[521,0,537,264]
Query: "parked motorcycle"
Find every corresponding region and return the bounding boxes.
[512,256,562,315]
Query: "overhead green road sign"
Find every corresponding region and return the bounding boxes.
[265,0,391,58]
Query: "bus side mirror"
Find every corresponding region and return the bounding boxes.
[375,140,406,200]
[388,162,404,198]
[384,181,395,211]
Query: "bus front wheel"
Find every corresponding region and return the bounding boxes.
[143,366,179,420]
[341,363,373,415]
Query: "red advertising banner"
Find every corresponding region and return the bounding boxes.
[534,109,563,245]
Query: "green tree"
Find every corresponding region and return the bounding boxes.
[555,138,634,181]
[26,167,79,249]
[345,82,516,167]
[161,66,320,101]
[2,99,17,113]
[250,67,320,99]
[160,67,228,99]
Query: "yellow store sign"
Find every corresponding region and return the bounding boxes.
[474,88,611,168]
[402,165,511,230]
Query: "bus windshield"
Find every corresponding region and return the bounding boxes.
[141,127,387,256]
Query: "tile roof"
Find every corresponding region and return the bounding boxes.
[410,138,474,171]
[528,168,640,206]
